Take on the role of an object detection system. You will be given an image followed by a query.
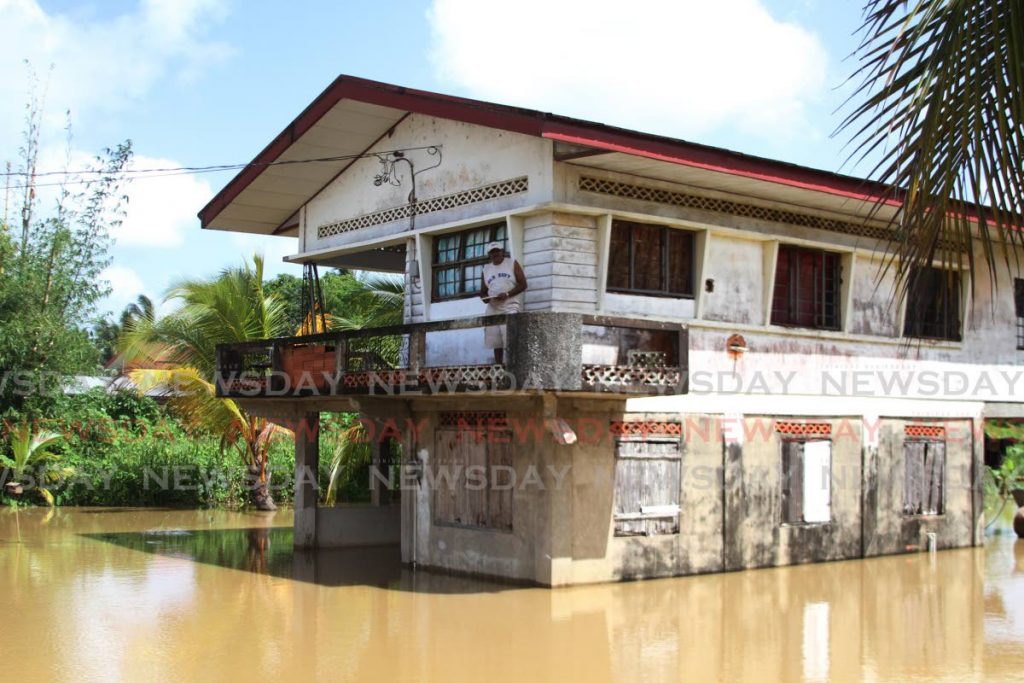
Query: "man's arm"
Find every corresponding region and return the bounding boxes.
[480,270,489,300]
[510,261,528,296]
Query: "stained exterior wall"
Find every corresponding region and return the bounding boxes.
[397,399,980,586]
[292,114,1024,397]
[280,111,1013,586]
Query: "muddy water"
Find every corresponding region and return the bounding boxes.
[1,508,1022,683]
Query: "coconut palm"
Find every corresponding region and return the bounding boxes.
[1,423,68,505]
[120,255,292,510]
[95,294,157,364]
[839,0,1024,291]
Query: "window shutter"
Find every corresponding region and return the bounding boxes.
[613,434,681,536]
[782,440,804,524]
[903,440,926,514]
[924,441,945,515]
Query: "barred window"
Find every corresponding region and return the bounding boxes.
[607,220,695,298]
[771,246,841,330]
[903,267,962,341]
[432,222,507,302]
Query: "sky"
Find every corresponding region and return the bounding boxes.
[0,0,870,321]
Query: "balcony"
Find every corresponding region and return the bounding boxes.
[215,312,687,399]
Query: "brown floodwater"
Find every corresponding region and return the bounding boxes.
[1,507,1022,682]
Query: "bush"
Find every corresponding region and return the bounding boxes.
[0,390,368,509]
[0,389,326,509]
[51,425,298,508]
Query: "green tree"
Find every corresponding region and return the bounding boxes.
[93,294,155,365]
[840,0,1024,290]
[0,84,131,415]
[264,270,403,333]
[120,255,292,510]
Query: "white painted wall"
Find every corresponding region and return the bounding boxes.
[304,114,552,252]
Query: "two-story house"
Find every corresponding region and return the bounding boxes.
[201,76,1022,586]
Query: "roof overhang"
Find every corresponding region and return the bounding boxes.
[199,75,915,237]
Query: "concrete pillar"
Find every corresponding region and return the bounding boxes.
[722,415,744,572]
[971,416,985,547]
[861,415,880,557]
[294,412,320,549]
[370,437,392,507]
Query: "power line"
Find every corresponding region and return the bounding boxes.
[0,144,442,191]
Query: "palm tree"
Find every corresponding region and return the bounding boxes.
[839,0,1023,291]
[120,294,155,331]
[120,255,291,510]
[94,295,156,365]
[1,424,68,505]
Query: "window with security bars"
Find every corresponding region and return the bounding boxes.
[1015,278,1024,350]
[612,431,681,536]
[607,220,695,298]
[781,439,831,525]
[903,437,944,516]
[903,266,962,341]
[432,222,507,302]
[771,246,841,330]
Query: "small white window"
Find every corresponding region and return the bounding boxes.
[782,439,832,524]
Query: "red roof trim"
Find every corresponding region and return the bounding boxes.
[542,130,902,207]
[199,75,906,230]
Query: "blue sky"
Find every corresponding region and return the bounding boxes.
[0,0,869,321]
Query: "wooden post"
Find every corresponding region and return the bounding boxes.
[294,412,320,548]
[677,326,689,395]
[333,338,347,394]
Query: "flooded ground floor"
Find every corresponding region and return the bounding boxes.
[1,507,1022,682]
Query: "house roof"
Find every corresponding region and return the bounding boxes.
[198,75,902,236]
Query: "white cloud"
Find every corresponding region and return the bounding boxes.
[0,0,230,146]
[428,0,828,140]
[114,156,214,247]
[99,264,146,316]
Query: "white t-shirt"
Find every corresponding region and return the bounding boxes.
[483,257,521,312]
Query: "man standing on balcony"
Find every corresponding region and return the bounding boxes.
[480,241,528,364]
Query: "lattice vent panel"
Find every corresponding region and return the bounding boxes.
[318,176,528,238]
[578,176,895,242]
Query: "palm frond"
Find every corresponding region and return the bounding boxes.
[838,0,1024,294]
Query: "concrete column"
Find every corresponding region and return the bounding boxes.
[370,436,392,507]
[861,415,880,557]
[294,412,320,549]
[971,416,985,547]
[722,414,744,571]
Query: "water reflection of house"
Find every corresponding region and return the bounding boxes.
[200,76,1021,586]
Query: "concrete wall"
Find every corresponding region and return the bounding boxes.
[315,505,401,548]
[402,396,552,583]
[863,418,976,555]
[400,397,980,586]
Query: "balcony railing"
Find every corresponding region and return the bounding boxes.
[215,312,687,399]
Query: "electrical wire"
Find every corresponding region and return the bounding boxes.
[0,144,442,191]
